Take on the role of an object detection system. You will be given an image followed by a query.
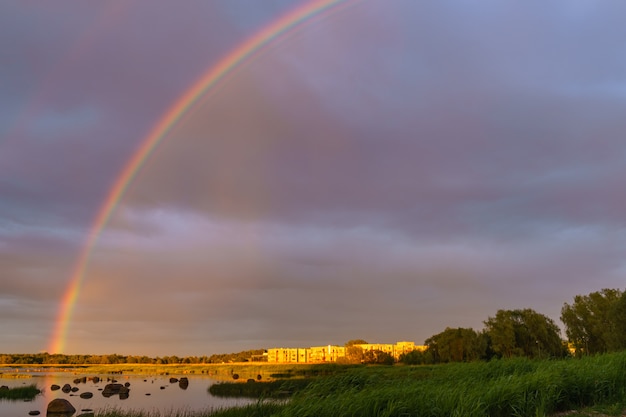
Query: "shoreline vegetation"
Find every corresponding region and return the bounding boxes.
[2,352,626,417]
[0,384,41,400]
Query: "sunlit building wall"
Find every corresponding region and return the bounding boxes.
[267,341,424,363]
[355,341,426,360]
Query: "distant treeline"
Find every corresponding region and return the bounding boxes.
[0,349,265,365]
[2,287,624,366]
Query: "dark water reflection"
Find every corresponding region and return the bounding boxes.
[0,371,253,416]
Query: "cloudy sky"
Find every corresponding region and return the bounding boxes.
[2,0,625,357]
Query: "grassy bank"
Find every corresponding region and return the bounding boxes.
[73,352,626,416]
[209,378,313,398]
[279,351,626,417]
[0,384,41,400]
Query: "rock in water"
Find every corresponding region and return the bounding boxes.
[46,398,76,414]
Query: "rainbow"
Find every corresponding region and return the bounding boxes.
[48,0,359,354]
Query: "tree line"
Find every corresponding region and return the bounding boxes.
[399,288,625,364]
[0,349,265,366]
[1,288,623,365]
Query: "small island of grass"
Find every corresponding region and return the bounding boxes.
[0,384,41,401]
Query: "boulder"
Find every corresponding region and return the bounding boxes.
[50,384,61,391]
[79,392,93,399]
[61,384,72,393]
[101,383,124,397]
[102,383,129,398]
[92,376,99,383]
[178,377,189,390]
[0,385,8,390]
[46,398,76,414]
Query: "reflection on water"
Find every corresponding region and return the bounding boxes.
[0,370,253,416]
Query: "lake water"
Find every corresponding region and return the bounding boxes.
[1,370,254,416]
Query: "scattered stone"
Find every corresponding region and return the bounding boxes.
[124,382,130,387]
[71,387,79,392]
[145,393,151,396]
[77,413,94,417]
[232,374,239,380]
[79,392,93,399]
[247,378,256,383]
[61,384,72,393]
[160,386,165,390]
[46,398,76,414]
[178,377,189,390]
[50,384,61,391]
[28,411,40,415]
[102,383,125,397]
[169,377,178,383]
[92,376,100,383]
[0,385,8,390]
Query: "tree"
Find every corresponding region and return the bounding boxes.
[484,309,565,358]
[424,327,487,363]
[561,288,624,355]
[345,339,368,346]
[613,292,626,350]
[341,340,369,364]
[344,345,365,364]
[399,349,428,365]
[362,349,394,365]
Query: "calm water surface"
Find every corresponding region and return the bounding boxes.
[1,370,253,415]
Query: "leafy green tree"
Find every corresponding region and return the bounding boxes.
[344,345,365,364]
[345,339,368,346]
[484,309,565,358]
[362,349,394,365]
[561,288,624,355]
[340,340,368,364]
[424,327,487,363]
[398,349,428,365]
[613,292,626,350]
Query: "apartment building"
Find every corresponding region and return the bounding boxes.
[267,341,424,363]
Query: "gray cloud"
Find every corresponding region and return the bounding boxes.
[2,1,625,356]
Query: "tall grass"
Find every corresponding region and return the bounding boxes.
[0,384,41,400]
[279,351,626,417]
[95,401,283,417]
[209,378,312,398]
[93,352,626,417]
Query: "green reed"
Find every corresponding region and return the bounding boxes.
[94,351,626,417]
[0,384,41,400]
[279,351,626,417]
